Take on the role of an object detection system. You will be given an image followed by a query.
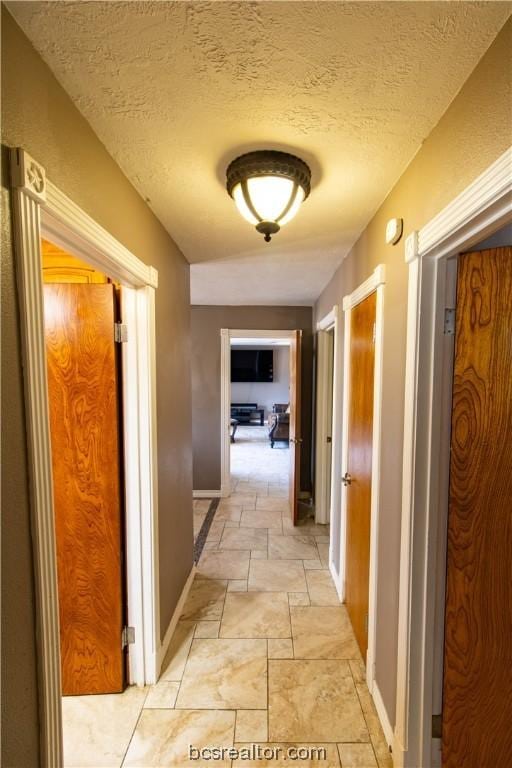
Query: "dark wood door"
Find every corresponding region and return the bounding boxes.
[289,330,302,525]
[442,247,512,767]
[345,291,376,658]
[44,283,125,695]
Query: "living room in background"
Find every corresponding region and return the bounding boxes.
[218,328,305,515]
[229,335,291,497]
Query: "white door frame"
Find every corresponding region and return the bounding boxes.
[339,265,386,695]
[394,146,512,768]
[315,306,338,526]
[10,148,161,767]
[220,329,295,497]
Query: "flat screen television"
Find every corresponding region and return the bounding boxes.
[231,349,273,382]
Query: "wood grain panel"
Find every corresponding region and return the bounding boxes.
[289,330,302,525]
[443,247,512,767]
[345,291,376,658]
[44,283,125,695]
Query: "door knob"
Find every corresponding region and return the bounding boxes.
[290,437,303,444]
[342,472,352,486]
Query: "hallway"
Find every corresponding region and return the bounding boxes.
[4,5,511,767]
[63,458,391,767]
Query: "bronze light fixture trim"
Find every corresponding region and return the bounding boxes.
[226,150,312,242]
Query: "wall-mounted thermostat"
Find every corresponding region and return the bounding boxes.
[386,217,403,245]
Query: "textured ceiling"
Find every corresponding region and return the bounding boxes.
[8,1,509,304]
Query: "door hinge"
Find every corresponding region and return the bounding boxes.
[364,613,369,634]
[114,322,128,343]
[443,308,455,335]
[122,626,135,648]
[432,713,442,739]
[372,322,376,343]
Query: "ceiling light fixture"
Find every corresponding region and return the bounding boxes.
[226,150,311,242]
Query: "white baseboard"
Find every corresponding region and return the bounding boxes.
[366,652,375,695]
[392,734,405,767]
[372,680,394,750]
[157,565,196,673]
[329,559,343,602]
[193,490,221,499]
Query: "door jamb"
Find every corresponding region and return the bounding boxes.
[220,329,296,497]
[315,306,337,524]
[10,148,161,767]
[315,307,343,594]
[394,146,512,768]
[340,265,386,694]
[314,328,333,524]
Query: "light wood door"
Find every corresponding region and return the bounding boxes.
[42,238,109,283]
[442,247,512,767]
[289,330,302,525]
[345,292,376,658]
[44,283,125,695]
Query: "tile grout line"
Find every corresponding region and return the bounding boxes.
[119,696,147,767]
[266,638,270,745]
[348,660,376,757]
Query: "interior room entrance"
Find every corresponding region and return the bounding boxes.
[229,337,291,496]
[42,239,127,696]
[40,239,131,760]
[314,323,336,525]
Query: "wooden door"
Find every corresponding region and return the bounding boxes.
[442,247,512,767]
[289,330,302,525]
[42,238,108,283]
[345,292,376,658]
[44,283,126,695]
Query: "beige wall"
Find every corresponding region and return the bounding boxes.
[314,18,512,729]
[191,306,313,491]
[1,9,193,766]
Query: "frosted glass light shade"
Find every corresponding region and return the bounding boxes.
[279,185,305,226]
[232,184,258,225]
[226,150,311,242]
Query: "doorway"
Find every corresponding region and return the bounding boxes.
[315,305,344,596]
[11,148,161,766]
[42,240,127,695]
[314,325,335,524]
[230,340,291,494]
[339,265,385,685]
[394,147,512,768]
[344,291,376,659]
[220,329,302,524]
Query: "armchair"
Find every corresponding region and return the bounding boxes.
[268,410,290,447]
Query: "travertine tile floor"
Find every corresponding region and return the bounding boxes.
[62,428,392,767]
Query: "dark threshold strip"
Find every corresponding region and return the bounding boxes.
[194,497,220,564]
